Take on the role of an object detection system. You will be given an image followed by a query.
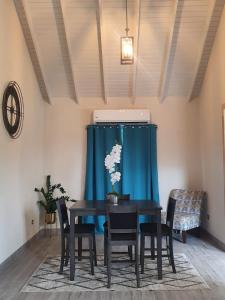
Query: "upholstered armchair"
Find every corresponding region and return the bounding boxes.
[165,189,206,243]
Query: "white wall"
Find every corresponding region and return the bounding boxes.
[198,8,225,243]
[44,97,202,210]
[0,0,45,264]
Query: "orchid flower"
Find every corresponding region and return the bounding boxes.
[105,143,122,192]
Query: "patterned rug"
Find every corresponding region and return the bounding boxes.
[22,253,209,292]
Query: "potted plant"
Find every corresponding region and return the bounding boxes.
[34,175,73,224]
[105,143,122,204]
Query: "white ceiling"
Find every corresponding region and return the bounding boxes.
[14,0,225,104]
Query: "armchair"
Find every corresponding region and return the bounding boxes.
[167,189,206,243]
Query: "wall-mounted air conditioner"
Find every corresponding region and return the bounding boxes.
[93,109,150,123]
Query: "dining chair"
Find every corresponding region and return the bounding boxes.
[140,197,176,274]
[103,194,131,265]
[105,204,140,288]
[56,197,97,275]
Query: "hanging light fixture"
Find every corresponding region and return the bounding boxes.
[121,0,134,65]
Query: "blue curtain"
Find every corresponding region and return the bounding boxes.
[84,124,159,233]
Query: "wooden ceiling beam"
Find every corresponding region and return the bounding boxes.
[14,0,51,104]
[188,0,225,101]
[159,0,183,103]
[53,0,79,104]
[96,0,107,104]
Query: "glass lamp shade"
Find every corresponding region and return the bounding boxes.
[121,36,134,65]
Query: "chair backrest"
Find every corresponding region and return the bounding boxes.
[170,189,206,214]
[118,194,130,200]
[166,197,176,229]
[56,197,69,234]
[107,204,138,237]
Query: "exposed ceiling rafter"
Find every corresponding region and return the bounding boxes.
[132,0,141,104]
[159,0,184,103]
[14,0,51,104]
[14,0,224,103]
[96,0,107,104]
[188,0,225,101]
[53,0,79,104]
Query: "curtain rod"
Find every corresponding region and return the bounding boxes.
[86,123,158,129]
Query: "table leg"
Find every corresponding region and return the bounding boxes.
[157,210,162,280]
[78,216,82,261]
[70,211,75,281]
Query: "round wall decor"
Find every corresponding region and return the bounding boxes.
[2,81,24,139]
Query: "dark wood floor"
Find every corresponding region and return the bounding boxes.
[1,231,225,300]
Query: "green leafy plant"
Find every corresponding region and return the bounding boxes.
[34,175,73,213]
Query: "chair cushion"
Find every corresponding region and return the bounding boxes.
[173,213,200,231]
[140,223,170,235]
[64,223,95,234]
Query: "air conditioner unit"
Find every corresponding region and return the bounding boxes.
[93,109,150,123]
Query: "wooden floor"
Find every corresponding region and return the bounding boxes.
[1,232,225,300]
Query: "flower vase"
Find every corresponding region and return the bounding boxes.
[106,192,118,205]
[45,212,56,224]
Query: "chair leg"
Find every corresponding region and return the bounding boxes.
[169,234,176,273]
[135,243,140,288]
[140,233,145,274]
[59,236,66,274]
[181,231,187,243]
[166,235,171,266]
[195,227,201,238]
[151,236,155,259]
[65,237,70,266]
[128,245,132,261]
[93,233,97,266]
[107,242,111,288]
[104,230,107,266]
[88,236,94,275]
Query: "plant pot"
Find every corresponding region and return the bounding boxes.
[106,193,119,205]
[45,212,56,224]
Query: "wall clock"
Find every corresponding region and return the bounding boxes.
[2,81,24,139]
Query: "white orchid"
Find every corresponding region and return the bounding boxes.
[109,167,115,174]
[111,172,121,185]
[104,154,115,171]
[105,143,122,191]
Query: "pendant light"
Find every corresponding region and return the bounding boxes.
[121,0,134,65]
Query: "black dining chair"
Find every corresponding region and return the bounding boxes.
[103,194,132,265]
[56,197,97,275]
[140,197,176,274]
[105,204,140,288]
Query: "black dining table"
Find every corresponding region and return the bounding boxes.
[69,200,162,281]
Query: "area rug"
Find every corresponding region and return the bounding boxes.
[22,253,209,292]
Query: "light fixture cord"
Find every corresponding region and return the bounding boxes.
[125,0,129,36]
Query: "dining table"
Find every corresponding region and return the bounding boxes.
[69,200,162,281]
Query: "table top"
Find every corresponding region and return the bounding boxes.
[70,200,162,215]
